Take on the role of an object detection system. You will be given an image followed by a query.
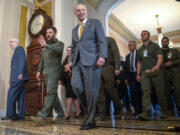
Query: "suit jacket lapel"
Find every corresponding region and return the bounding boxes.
[74,25,79,41]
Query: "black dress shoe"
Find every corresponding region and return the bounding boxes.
[1,117,11,120]
[11,117,22,121]
[74,112,83,118]
[80,122,95,130]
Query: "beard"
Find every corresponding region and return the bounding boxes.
[162,45,169,48]
[142,38,149,42]
[46,35,54,41]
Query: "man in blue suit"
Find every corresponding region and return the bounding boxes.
[66,4,107,130]
[1,38,28,121]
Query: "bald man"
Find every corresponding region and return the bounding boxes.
[1,38,28,121]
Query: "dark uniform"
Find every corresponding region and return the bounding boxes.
[137,41,167,120]
[96,37,123,120]
[37,38,64,118]
[59,57,77,99]
[115,60,130,110]
[162,48,180,110]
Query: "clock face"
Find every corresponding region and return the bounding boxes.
[30,14,44,35]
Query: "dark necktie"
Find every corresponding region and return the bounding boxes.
[130,52,134,72]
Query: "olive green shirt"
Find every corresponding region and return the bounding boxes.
[162,48,180,68]
[137,41,163,70]
[38,38,64,75]
[103,37,120,69]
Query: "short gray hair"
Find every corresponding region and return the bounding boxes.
[9,38,19,43]
[75,3,87,11]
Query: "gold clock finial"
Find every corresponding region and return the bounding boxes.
[33,0,44,10]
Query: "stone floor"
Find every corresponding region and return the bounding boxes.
[0,116,180,135]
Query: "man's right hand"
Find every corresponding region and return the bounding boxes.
[36,72,41,81]
[38,35,46,47]
[136,76,141,82]
[65,62,72,72]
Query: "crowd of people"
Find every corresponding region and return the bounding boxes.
[1,3,180,130]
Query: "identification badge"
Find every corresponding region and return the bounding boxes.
[167,52,172,59]
[120,65,123,71]
[143,49,148,57]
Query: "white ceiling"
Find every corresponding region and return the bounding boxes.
[112,0,180,39]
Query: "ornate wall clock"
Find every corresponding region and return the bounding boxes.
[28,9,52,38]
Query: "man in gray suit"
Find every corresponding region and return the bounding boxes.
[66,3,107,130]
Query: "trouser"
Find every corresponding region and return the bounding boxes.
[97,65,123,115]
[6,81,26,119]
[71,59,101,124]
[164,69,180,110]
[128,72,142,114]
[141,70,167,116]
[37,73,64,118]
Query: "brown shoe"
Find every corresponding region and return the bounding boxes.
[138,113,151,121]
[30,116,46,124]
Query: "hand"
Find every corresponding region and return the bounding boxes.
[18,74,23,80]
[164,62,172,67]
[152,65,159,72]
[65,62,72,72]
[38,35,46,47]
[36,72,41,81]
[136,76,141,82]
[115,70,120,76]
[96,57,105,67]
[125,80,129,86]
[116,80,121,85]
[64,64,71,72]
[58,80,62,85]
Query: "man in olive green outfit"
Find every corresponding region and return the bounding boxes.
[96,37,123,121]
[161,37,180,111]
[31,26,64,122]
[136,30,167,120]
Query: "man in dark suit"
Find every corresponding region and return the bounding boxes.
[1,38,28,121]
[125,41,142,117]
[66,3,107,130]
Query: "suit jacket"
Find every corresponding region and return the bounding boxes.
[70,18,107,66]
[125,50,138,80]
[10,46,28,83]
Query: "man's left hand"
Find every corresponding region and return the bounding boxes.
[18,74,23,80]
[96,57,105,67]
